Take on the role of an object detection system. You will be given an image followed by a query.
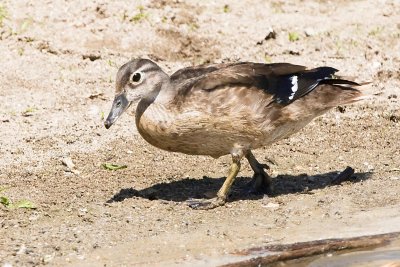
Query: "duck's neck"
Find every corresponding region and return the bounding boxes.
[134,80,178,150]
[135,77,176,125]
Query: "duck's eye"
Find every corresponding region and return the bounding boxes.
[130,72,142,83]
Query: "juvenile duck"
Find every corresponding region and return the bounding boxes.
[104,59,365,209]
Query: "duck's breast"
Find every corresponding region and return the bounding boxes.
[138,86,275,157]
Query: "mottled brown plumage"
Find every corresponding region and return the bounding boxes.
[105,58,365,209]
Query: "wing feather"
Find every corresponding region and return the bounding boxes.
[173,62,360,105]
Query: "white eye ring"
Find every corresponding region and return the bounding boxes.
[129,71,144,84]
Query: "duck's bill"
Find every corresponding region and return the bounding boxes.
[104,93,130,129]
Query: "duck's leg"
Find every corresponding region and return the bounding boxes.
[187,151,243,210]
[244,151,272,194]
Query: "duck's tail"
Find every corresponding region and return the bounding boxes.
[318,77,372,106]
[288,79,371,118]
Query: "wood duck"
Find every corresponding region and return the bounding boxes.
[104,59,366,209]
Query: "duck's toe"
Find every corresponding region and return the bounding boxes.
[186,197,226,210]
[244,171,273,195]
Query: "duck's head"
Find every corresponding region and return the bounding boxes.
[104,58,167,129]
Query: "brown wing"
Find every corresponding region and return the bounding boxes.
[173,62,307,105]
[179,63,362,104]
[190,63,306,91]
[170,63,231,83]
[169,62,306,110]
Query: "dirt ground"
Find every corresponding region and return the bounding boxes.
[0,0,399,266]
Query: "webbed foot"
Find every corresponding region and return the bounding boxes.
[187,151,243,210]
[245,171,273,195]
[245,151,273,195]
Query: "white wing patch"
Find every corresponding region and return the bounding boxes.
[288,75,298,100]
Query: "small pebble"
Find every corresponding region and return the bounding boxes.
[304,27,316,36]
[62,157,80,175]
[16,245,27,255]
[61,157,75,169]
[363,162,374,171]
[42,254,54,264]
[371,61,381,70]
[78,208,88,217]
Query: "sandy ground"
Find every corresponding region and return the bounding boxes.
[0,0,399,266]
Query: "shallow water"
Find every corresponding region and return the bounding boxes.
[285,239,400,267]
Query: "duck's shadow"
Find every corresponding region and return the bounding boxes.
[107,171,372,204]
